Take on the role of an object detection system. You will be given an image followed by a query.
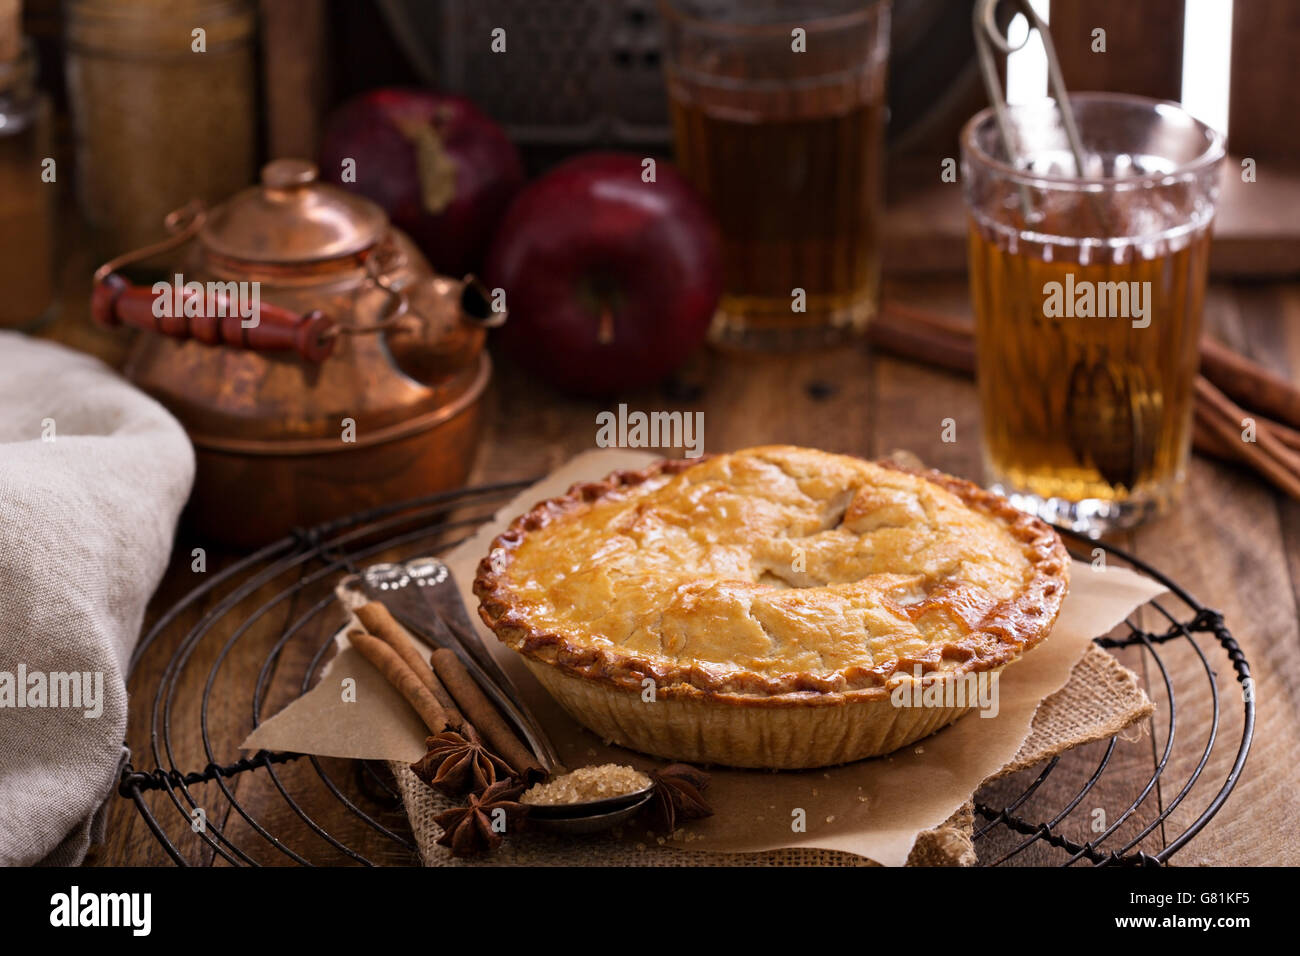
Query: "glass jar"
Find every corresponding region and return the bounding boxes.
[64,0,257,255]
[0,39,55,330]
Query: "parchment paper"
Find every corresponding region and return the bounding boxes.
[242,450,1166,866]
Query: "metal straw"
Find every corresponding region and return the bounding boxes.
[972,0,1092,221]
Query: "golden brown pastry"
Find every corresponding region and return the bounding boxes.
[475,446,1069,768]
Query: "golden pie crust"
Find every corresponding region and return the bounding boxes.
[475,446,1070,769]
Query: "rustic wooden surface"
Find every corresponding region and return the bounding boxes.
[1229,0,1300,162]
[260,0,329,159]
[39,267,1292,867]
[1051,0,1186,103]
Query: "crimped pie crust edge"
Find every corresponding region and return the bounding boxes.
[474,451,1071,709]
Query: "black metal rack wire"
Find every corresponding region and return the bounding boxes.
[118,481,1255,866]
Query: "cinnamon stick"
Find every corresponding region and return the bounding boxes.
[1262,415,1300,455]
[430,647,543,781]
[1200,336,1300,433]
[1194,378,1300,500]
[1210,411,1300,456]
[346,628,456,736]
[356,601,465,729]
[873,303,976,374]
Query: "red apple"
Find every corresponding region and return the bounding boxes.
[319,89,524,278]
[484,153,722,395]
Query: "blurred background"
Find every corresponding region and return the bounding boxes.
[10,0,1296,343]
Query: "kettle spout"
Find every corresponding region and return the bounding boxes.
[384,274,504,386]
[460,275,507,329]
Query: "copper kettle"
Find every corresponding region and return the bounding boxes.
[91,159,505,547]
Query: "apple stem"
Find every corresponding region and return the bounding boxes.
[597,306,615,345]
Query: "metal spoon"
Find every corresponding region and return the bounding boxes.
[523,787,656,835]
[1066,356,1160,490]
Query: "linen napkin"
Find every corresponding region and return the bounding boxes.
[0,333,194,865]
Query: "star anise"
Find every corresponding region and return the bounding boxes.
[433,778,528,857]
[641,763,713,834]
[411,731,514,797]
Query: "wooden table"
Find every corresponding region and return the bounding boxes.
[42,267,1294,867]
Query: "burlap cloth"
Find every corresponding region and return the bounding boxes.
[391,641,1152,866]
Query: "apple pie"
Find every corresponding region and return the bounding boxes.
[474,446,1070,769]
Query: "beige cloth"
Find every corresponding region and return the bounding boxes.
[395,642,1153,866]
[0,334,194,865]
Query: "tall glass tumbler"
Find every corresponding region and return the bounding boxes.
[962,94,1224,535]
[660,0,891,350]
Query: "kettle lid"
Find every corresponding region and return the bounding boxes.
[199,159,389,264]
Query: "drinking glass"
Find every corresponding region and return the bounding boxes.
[961,93,1225,534]
[660,0,891,350]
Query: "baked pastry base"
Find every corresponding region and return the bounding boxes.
[527,660,991,769]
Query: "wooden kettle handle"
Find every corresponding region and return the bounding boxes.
[91,273,336,362]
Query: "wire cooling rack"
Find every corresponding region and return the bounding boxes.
[118,481,1254,866]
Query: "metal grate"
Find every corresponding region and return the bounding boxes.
[377,0,671,146]
[118,481,1254,866]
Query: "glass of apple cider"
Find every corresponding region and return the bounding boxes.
[659,0,891,350]
[961,94,1224,535]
